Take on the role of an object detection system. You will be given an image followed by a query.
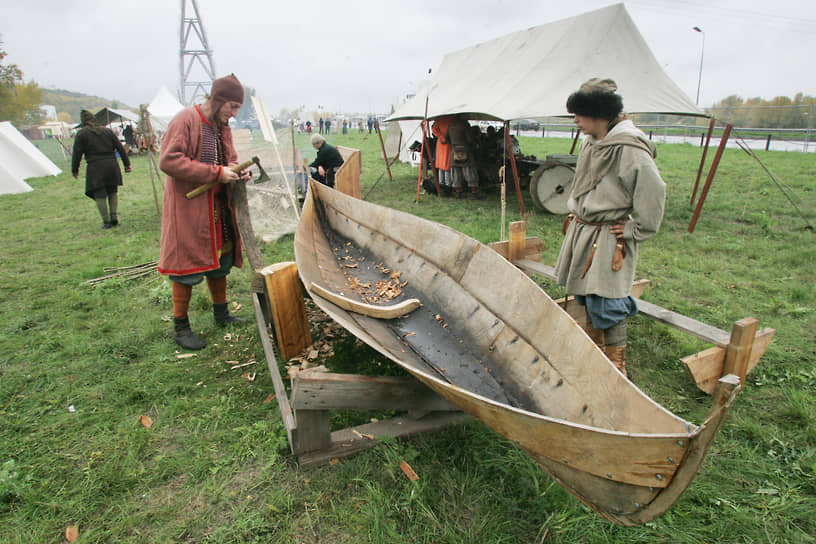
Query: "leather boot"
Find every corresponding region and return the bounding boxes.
[173,317,206,350]
[213,302,245,326]
[110,213,119,227]
[604,346,627,377]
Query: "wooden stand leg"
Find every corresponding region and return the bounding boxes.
[722,317,759,385]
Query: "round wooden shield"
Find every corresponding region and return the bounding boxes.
[529,160,575,215]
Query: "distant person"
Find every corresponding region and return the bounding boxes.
[342,119,348,134]
[325,118,332,134]
[555,78,666,377]
[358,119,364,133]
[305,120,312,134]
[158,73,250,350]
[122,124,135,149]
[431,115,453,194]
[447,115,481,199]
[367,116,374,133]
[318,117,324,134]
[309,133,344,188]
[71,110,132,229]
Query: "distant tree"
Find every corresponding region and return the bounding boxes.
[57,111,73,124]
[0,38,45,125]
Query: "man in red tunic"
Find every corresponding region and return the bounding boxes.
[158,74,249,350]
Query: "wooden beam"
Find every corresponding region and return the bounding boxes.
[508,221,527,262]
[722,317,759,383]
[296,412,472,467]
[291,371,459,412]
[682,327,775,394]
[252,293,297,450]
[262,262,312,361]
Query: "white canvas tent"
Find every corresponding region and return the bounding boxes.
[0,121,61,195]
[387,3,702,122]
[148,85,185,132]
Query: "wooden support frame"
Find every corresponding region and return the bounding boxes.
[688,122,733,233]
[509,257,775,395]
[254,266,469,467]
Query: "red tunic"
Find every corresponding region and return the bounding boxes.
[157,106,244,276]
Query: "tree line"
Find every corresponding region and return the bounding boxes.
[707,94,816,129]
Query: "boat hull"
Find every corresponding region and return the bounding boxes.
[294,182,738,524]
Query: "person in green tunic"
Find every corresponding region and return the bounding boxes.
[554,78,666,377]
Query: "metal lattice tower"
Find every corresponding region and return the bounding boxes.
[179,0,216,106]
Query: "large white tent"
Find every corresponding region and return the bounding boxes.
[387,3,702,122]
[148,85,185,132]
[0,121,61,196]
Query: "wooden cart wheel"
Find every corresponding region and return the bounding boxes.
[529,160,575,215]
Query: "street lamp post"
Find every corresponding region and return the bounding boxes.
[693,26,705,106]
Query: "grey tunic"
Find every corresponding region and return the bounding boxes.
[555,120,666,299]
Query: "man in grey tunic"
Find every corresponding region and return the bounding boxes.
[555,78,666,377]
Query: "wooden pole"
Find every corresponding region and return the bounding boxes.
[690,116,716,205]
[375,122,393,181]
[688,123,732,233]
[290,120,298,192]
[569,129,580,154]
[415,97,429,202]
[503,121,526,219]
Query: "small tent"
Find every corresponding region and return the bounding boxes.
[387,3,702,122]
[0,121,62,195]
[148,85,185,132]
[93,107,139,126]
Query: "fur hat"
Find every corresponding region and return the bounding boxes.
[566,78,623,120]
[209,74,244,113]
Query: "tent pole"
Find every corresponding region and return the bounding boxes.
[688,123,732,233]
[691,116,716,206]
[504,121,525,219]
[415,97,429,202]
[569,129,580,154]
[375,122,393,181]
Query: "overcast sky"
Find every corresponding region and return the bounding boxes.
[2,0,814,116]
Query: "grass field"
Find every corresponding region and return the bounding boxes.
[1,128,814,543]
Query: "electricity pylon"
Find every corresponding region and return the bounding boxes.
[179,0,216,106]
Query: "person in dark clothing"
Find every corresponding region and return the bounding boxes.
[72,110,132,228]
[122,124,135,149]
[309,134,344,188]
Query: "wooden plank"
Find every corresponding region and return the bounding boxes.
[308,282,421,319]
[515,259,731,346]
[262,262,312,361]
[252,293,296,447]
[291,371,460,412]
[508,221,527,262]
[297,412,472,467]
[487,237,546,262]
[335,146,361,199]
[682,327,776,394]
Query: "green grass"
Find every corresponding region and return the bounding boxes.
[1,130,815,543]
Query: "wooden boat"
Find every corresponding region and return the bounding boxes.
[294,181,745,526]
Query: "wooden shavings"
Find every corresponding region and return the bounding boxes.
[139,415,153,428]
[400,461,419,481]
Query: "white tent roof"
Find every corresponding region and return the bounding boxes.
[388,3,702,122]
[148,85,185,132]
[0,121,61,196]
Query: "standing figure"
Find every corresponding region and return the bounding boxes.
[157,74,249,350]
[71,110,132,229]
[325,118,332,134]
[309,134,344,188]
[554,78,666,377]
[367,116,374,134]
[446,115,481,199]
[431,115,453,194]
[318,117,324,134]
